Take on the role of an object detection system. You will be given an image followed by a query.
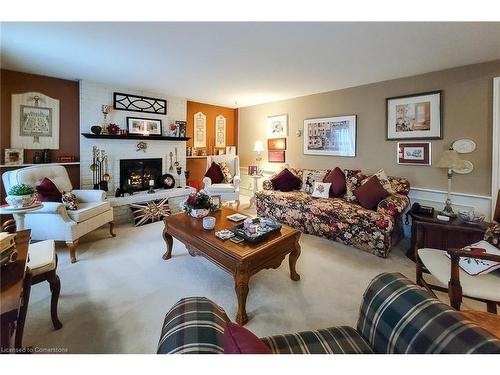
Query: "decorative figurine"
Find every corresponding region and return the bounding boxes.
[184,170,190,187]
[176,166,182,188]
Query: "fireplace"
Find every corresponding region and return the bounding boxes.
[120,158,162,192]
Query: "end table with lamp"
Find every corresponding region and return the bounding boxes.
[253,140,264,175]
[247,174,263,209]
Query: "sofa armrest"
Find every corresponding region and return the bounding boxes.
[203,177,212,189]
[232,175,241,189]
[26,202,74,223]
[157,297,230,354]
[377,194,409,217]
[356,272,500,353]
[72,189,106,202]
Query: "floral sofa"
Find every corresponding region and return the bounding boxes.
[255,168,410,258]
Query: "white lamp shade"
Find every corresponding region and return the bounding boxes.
[253,140,264,152]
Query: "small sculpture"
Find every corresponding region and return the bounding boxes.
[137,142,147,152]
[176,166,182,188]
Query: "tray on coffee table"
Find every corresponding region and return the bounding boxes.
[230,218,282,243]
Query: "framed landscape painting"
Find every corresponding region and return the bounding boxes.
[397,142,431,166]
[303,115,356,157]
[387,91,442,140]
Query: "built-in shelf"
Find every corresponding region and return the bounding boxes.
[0,162,80,168]
[81,133,190,141]
[186,155,208,159]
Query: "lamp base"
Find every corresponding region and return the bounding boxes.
[439,199,456,218]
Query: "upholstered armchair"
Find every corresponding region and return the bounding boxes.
[202,155,240,210]
[2,165,115,263]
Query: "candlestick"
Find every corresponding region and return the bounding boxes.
[149,179,154,187]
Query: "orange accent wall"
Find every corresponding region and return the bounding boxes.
[186,101,238,152]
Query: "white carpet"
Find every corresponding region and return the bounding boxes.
[22,197,480,353]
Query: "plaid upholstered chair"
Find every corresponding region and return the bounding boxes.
[157,273,500,354]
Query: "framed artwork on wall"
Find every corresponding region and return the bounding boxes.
[215,115,226,148]
[194,112,206,147]
[268,150,286,163]
[303,115,356,157]
[127,117,162,136]
[267,114,288,138]
[267,137,286,150]
[387,91,442,140]
[4,148,24,165]
[113,92,167,115]
[397,142,432,166]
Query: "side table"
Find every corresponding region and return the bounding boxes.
[0,204,43,230]
[247,174,263,209]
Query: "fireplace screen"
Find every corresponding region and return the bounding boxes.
[120,158,162,192]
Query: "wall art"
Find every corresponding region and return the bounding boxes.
[397,142,432,165]
[268,150,286,163]
[267,114,288,138]
[113,92,167,115]
[215,115,226,148]
[387,91,442,140]
[267,138,286,150]
[303,115,356,157]
[4,148,24,165]
[126,117,162,136]
[194,112,207,148]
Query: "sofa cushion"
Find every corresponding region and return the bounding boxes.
[271,168,302,192]
[66,201,111,223]
[261,326,373,354]
[343,169,366,202]
[206,183,237,193]
[354,176,389,210]
[27,240,56,277]
[301,169,329,194]
[323,167,346,197]
[311,181,331,198]
[205,161,224,184]
[129,198,171,227]
[363,169,395,194]
[62,191,78,210]
[223,322,272,354]
[218,162,233,184]
[36,177,62,202]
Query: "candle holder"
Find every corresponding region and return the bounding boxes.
[176,166,182,188]
[184,170,190,187]
[148,179,156,194]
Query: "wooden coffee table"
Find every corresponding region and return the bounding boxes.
[162,207,301,325]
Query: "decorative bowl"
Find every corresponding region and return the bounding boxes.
[202,216,216,230]
[90,125,102,135]
[190,208,210,218]
[458,210,485,224]
[6,193,36,208]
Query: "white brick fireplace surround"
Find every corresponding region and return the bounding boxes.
[80,81,191,221]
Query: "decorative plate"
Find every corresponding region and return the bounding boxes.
[453,160,474,174]
[160,174,176,189]
[452,139,476,154]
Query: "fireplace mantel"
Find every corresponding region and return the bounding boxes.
[81,133,190,141]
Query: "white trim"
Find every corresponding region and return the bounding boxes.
[492,76,500,219]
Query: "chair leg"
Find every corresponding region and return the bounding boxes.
[66,240,79,263]
[47,271,63,330]
[235,200,240,211]
[109,221,116,237]
[486,301,498,314]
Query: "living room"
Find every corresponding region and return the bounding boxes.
[1,1,500,373]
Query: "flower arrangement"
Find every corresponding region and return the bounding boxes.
[107,123,120,135]
[183,190,218,217]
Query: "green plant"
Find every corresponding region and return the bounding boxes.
[8,183,35,196]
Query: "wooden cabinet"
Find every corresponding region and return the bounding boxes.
[186,156,207,191]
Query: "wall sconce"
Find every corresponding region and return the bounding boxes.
[295,130,302,137]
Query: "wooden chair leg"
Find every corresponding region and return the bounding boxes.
[66,240,79,263]
[15,268,32,349]
[109,221,116,237]
[47,271,63,330]
[235,200,240,211]
[486,301,498,314]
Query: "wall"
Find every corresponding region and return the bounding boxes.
[79,80,187,192]
[0,69,80,190]
[238,61,500,204]
[186,101,238,152]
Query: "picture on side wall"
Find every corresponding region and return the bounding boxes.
[267,138,286,150]
[127,117,162,135]
[267,114,288,138]
[194,112,207,147]
[303,115,356,157]
[268,150,286,163]
[215,115,226,148]
[397,142,432,166]
[387,91,442,140]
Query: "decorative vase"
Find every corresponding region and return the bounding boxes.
[190,208,210,218]
[91,126,102,135]
[6,193,36,208]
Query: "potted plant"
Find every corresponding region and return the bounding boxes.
[183,190,218,218]
[6,183,36,208]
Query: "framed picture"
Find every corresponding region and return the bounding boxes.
[215,115,226,148]
[176,121,187,138]
[397,142,432,166]
[211,195,222,209]
[267,114,288,138]
[248,165,258,175]
[127,117,162,136]
[268,150,285,163]
[387,91,442,140]
[303,115,356,157]
[267,138,286,150]
[4,148,24,165]
[194,112,206,147]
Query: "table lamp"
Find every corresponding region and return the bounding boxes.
[436,148,467,218]
[253,140,264,175]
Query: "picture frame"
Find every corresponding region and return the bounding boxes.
[114,92,167,115]
[267,138,286,150]
[267,114,288,138]
[303,115,356,157]
[127,117,162,136]
[4,148,24,165]
[248,165,258,175]
[268,150,286,163]
[215,115,226,148]
[387,91,442,140]
[211,194,222,209]
[397,142,432,166]
[194,112,206,147]
[175,121,187,138]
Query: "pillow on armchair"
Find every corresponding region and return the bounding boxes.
[36,177,62,202]
[205,162,224,184]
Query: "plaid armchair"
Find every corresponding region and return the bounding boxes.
[157,273,500,354]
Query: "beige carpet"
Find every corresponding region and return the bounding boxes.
[22,196,479,353]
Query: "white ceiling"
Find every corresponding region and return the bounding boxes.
[1,22,500,108]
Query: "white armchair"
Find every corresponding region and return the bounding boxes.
[2,165,115,263]
[203,155,240,210]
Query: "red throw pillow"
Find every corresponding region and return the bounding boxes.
[35,177,62,202]
[354,176,390,210]
[223,322,272,354]
[271,168,301,192]
[204,161,224,184]
[323,167,346,197]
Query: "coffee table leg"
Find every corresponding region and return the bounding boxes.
[162,226,173,260]
[235,266,249,325]
[289,238,301,281]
